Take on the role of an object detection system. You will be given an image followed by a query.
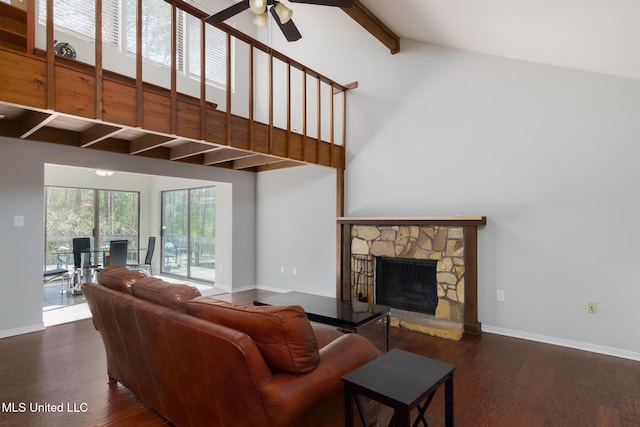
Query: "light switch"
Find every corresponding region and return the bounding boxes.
[14,216,24,227]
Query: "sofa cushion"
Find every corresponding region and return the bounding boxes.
[311,322,345,349]
[97,266,148,294]
[131,277,201,312]
[185,297,320,374]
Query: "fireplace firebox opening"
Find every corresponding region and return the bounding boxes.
[375,257,438,315]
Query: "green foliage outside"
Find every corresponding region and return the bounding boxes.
[45,187,139,266]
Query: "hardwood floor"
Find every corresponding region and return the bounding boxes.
[1,290,639,426]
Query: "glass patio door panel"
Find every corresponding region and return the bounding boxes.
[161,190,188,276]
[161,186,215,283]
[189,187,215,282]
[45,186,139,270]
[45,187,95,270]
[98,190,140,263]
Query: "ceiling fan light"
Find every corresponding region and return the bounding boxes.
[274,2,293,24]
[253,12,268,27]
[249,0,266,15]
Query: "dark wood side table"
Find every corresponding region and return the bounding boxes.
[342,349,456,427]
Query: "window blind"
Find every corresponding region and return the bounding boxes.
[38,0,230,88]
[38,0,119,47]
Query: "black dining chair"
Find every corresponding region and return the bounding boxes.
[107,239,129,267]
[71,237,100,293]
[128,236,155,275]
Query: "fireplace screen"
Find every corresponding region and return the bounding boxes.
[375,257,438,315]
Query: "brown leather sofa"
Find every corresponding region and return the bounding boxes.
[82,267,382,427]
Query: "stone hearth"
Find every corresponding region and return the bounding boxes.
[338,217,486,340]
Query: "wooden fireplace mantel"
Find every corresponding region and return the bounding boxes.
[336,216,486,336]
[337,216,487,226]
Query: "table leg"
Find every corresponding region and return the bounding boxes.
[445,373,454,427]
[414,392,435,427]
[345,385,353,427]
[397,406,411,427]
[386,312,390,351]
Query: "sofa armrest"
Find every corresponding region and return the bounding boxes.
[259,333,382,427]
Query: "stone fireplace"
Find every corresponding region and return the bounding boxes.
[338,217,486,340]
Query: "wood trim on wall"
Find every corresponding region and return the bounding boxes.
[463,225,481,335]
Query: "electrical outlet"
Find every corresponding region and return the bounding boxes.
[496,290,505,302]
[587,301,598,314]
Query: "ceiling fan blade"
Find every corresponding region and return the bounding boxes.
[288,0,354,7]
[205,0,250,24]
[269,6,302,42]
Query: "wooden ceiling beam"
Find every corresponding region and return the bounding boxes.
[257,160,304,172]
[342,0,400,54]
[232,154,284,170]
[17,111,56,139]
[80,124,123,147]
[203,148,253,165]
[26,127,81,146]
[129,134,176,154]
[170,142,222,160]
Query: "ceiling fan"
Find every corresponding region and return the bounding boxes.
[205,0,355,42]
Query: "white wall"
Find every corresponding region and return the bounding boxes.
[256,165,336,296]
[0,142,46,337]
[256,6,640,359]
[0,137,256,338]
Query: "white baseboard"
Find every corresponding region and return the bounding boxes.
[229,284,260,293]
[253,284,290,293]
[0,323,45,339]
[482,325,640,362]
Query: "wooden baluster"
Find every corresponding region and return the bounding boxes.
[316,77,321,163]
[286,62,291,158]
[342,89,347,169]
[26,0,35,54]
[135,0,143,127]
[170,3,177,134]
[302,69,307,162]
[225,32,231,145]
[330,82,334,168]
[249,46,255,151]
[199,17,206,140]
[268,50,274,154]
[95,0,103,121]
[46,0,54,109]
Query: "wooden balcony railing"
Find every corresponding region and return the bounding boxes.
[0,0,352,171]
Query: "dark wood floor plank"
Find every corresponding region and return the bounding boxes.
[1,289,639,427]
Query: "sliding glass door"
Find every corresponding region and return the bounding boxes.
[161,186,215,283]
[44,186,140,270]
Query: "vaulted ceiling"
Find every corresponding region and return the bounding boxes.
[352,0,640,80]
[3,0,638,174]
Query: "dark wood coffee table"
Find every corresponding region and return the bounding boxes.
[254,291,391,351]
[342,349,455,427]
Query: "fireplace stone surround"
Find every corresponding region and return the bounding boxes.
[338,217,486,340]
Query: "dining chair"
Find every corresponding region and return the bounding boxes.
[71,237,100,292]
[43,266,70,293]
[107,239,129,267]
[128,236,155,275]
